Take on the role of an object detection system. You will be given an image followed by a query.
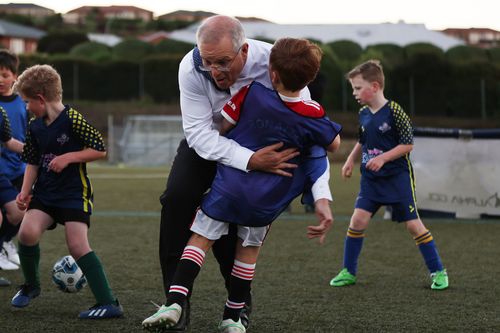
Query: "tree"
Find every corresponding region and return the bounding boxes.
[37,32,89,54]
[445,45,489,63]
[155,39,194,55]
[112,39,154,61]
[70,41,112,61]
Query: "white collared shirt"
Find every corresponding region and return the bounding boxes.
[178,38,331,201]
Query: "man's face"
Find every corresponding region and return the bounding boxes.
[198,37,248,90]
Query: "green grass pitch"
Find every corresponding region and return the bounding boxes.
[1,165,499,332]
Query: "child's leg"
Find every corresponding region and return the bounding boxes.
[223,239,260,323]
[165,233,214,306]
[342,208,371,275]
[65,221,116,306]
[406,219,444,274]
[17,209,53,288]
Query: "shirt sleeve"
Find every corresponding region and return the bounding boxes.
[21,119,40,165]
[179,55,254,171]
[221,84,251,125]
[391,103,414,145]
[68,109,106,151]
[0,108,12,143]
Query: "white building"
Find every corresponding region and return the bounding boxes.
[169,21,464,50]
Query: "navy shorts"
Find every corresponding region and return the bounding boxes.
[356,171,419,222]
[0,175,18,206]
[355,195,419,222]
[27,198,90,230]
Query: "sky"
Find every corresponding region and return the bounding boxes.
[14,0,500,31]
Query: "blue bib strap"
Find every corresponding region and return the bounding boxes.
[192,47,230,94]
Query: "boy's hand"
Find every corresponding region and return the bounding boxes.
[342,160,354,179]
[16,192,32,210]
[48,155,70,173]
[366,155,386,172]
[307,198,333,244]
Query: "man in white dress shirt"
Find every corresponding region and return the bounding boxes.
[156,15,332,331]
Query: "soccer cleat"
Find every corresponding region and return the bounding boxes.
[3,240,21,265]
[330,268,357,287]
[431,269,449,290]
[0,249,19,270]
[218,318,246,333]
[78,300,124,319]
[142,303,182,330]
[11,284,41,307]
[0,277,11,286]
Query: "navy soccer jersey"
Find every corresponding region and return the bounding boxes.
[22,106,105,213]
[0,94,28,180]
[201,81,342,227]
[357,100,416,203]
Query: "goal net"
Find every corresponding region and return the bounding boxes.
[412,127,500,219]
[116,115,184,166]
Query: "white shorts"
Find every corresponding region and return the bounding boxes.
[190,209,269,247]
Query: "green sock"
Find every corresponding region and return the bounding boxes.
[77,251,116,305]
[18,243,41,288]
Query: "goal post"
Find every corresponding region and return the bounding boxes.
[412,127,500,219]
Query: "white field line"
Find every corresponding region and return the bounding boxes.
[91,173,168,179]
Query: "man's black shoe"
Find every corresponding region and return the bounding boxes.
[160,298,190,332]
[240,292,252,329]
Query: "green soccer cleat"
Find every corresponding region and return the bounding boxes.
[431,269,449,290]
[330,268,357,287]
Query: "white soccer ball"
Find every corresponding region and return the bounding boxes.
[52,255,87,293]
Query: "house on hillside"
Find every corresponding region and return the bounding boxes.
[139,31,170,45]
[0,3,54,18]
[63,6,153,25]
[169,21,464,50]
[442,28,500,48]
[157,10,215,22]
[0,18,45,54]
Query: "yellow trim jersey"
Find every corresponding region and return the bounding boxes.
[22,106,105,212]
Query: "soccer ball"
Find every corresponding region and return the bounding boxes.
[52,255,87,293]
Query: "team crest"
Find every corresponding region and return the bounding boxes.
[57,133,70,145]
[378,122,391,133]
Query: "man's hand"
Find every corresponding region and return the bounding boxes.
[247,142,299,177]
[307,198,333,244]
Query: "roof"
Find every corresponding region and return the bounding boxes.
[0,18,45,39]
[0,3,52,11]
[87,33,123,47]
[169,21,464,50]
[68,5,152,15]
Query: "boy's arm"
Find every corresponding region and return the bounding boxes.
[4,138,24,154]
[48,148,106,173]
[219,118,235,135]
[365,144,413,172]
[327,135,341,153]
[342,142,362,179]
[16,164,38,210]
